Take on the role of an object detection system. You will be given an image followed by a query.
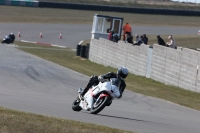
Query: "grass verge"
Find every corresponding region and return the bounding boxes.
[0,107,134,133]
[1,6,200,27]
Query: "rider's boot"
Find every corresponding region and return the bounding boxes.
[79,87,89,100]
[78,76,98,100]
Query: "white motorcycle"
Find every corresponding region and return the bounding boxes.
[72,78,121,114]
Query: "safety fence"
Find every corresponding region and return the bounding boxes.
[0,0,39,7]
[38,1,200,16]
[1,0,200,16]
[89,38,200,93]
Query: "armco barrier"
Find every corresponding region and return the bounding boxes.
[1,0,38,7]
[38,2,200,16]
[89,38,200,93]
[1,1,199,16]
[1,0,199,16]
[0,0,5,5]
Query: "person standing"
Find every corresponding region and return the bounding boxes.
[122,23,132,41]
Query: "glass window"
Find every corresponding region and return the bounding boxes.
[96,17,104,32]
[103,18,113,33]
[113,19,120,34]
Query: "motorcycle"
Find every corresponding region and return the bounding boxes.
[2,35,14,44]
[72,78,121,114]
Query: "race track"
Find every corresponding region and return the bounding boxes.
[0,23,198,49]
[0,23,200,133]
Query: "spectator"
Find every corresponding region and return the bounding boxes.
[108,30,114,41]
[133,34,143,46]
[125,33,133,44]
[157,35,166,46]
[143,34,148,45]
[122,23,132,41]
[166,35,176,49]
[112,33,119,43]
[141,35,147,45]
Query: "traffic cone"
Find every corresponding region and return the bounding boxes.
[59,32,62,39]
[18,31,21,37]
[39,32,43,38]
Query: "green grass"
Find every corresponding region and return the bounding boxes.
[1,6,200,27]
[0,107,134,133]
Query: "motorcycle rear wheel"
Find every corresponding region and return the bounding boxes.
[72,99,82,111]
[90,96,110,114]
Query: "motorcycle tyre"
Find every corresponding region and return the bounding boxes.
[90,96,110,114]
[2,40,5,44]
[72,99,82,111]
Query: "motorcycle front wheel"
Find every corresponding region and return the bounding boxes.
[72,99,82,111]
[90,96,110,114]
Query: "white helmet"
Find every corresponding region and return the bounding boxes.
[117,67,128,80]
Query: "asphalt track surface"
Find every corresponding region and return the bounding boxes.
[1,24,200,133]
[0,23,199,49]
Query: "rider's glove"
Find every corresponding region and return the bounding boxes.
[98,76,105,83]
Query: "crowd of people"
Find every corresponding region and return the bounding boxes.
[108,22,177,49]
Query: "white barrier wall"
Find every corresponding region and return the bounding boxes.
[89,38,149,77]
[89,39,200,93]
[151,45,200,92]
[150,45,182,86]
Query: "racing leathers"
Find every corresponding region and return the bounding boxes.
[80,72,126,99]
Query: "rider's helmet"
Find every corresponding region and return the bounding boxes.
[10,32,13,35]
[117,66,128,80]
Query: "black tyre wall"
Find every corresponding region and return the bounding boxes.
[76,44,81,56]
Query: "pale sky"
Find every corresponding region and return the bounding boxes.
[172,0,200,3]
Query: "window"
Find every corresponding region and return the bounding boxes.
[96,17,103,32]
[113,19,120,34]
[103,18,113,33]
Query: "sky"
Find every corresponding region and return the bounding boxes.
[172,0,200,4]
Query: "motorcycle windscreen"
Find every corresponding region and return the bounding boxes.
[110,78,121,87]
[110,78,121,98]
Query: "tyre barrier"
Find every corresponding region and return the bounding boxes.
[76,44,90,59]
[76,44,81,56]
[85,43,90,59]
[80,45,86,58]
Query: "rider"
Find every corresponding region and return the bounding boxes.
[79,66,128,100]
[9,32,15,43]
